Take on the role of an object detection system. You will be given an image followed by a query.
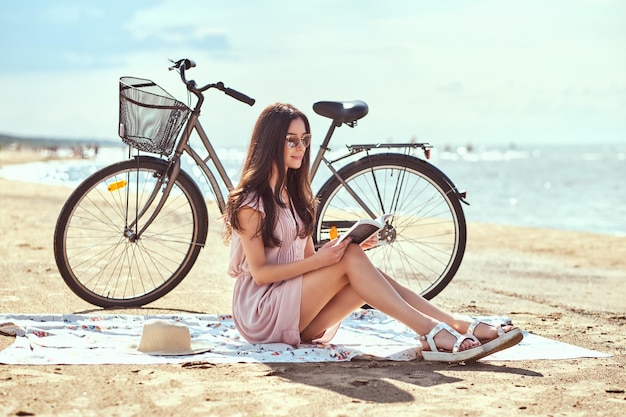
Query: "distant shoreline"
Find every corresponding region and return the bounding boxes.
[0,132,118,149]
[0,141,626,238]
[0,144,112,167]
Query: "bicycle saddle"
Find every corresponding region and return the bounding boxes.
[313,100,368,124]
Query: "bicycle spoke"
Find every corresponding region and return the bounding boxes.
[316,154,466,300]
[55,159,208,307]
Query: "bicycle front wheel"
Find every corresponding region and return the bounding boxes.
[54,157,208,308]
[315,153,466,300]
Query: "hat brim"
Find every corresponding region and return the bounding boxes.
[125,343,212,356]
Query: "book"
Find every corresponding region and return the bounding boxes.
[333,213,394,246]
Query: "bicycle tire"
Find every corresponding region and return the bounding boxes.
[53,157,209,307]
[315,153,467,300]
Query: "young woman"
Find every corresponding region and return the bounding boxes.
[225,102,522,362]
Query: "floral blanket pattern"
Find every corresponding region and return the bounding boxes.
[0,310,610,365]
[0,310,419,365]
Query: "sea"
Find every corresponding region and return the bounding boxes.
[1,141,624,237]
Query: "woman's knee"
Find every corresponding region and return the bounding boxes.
[342,243,370,268]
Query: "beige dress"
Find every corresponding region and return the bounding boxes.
[228,194,338,347]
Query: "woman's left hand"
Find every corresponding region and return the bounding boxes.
[315,238,351,267]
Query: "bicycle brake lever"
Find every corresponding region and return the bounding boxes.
[168,58,196,71]
[168,58,182,69]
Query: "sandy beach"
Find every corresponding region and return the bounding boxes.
[0,149,624,417]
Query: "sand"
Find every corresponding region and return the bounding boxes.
[0,149,624,416]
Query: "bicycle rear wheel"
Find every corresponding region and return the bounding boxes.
[53,157,208,307]
[315,153,466,300]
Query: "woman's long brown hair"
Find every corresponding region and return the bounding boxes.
[224,103,316,246]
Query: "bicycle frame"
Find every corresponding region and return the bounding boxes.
[131,103,441,240]
[175,111,234,210]
[56,63,472,308]
[128,57,456,240]
[122,109,231,238]
[311,119,434,218]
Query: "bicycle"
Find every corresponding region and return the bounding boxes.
[53,58,469,308]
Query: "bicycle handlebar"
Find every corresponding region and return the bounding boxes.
[216,82,256,106]
[168,58,255,107]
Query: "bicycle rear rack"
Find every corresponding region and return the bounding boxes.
[348,142,432,158]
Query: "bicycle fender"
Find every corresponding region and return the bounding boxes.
[319,153,469,206]
[411,157,470,205]
[130,154,169,165]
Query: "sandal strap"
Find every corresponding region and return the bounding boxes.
[421,322,479,353]
[467,319,505,337]
[452,333,479,353]
[420,322,447,352]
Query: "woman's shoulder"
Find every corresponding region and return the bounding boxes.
[240,191,265,213]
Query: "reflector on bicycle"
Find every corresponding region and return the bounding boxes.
[107,180,127,192]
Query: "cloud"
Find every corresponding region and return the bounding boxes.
[0,1,231,73]
[40,4,105,24]
[435,82,465,94]
[0,0,624,145]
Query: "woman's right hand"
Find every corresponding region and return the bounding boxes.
[315,238,351,267]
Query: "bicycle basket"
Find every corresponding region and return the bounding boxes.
[118,76,191,156]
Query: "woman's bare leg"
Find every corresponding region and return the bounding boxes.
[375,269,457,324]
[377,269,516,341]
[299,244,479,351]
[300,285,363,341]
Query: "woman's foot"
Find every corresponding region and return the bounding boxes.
[456,319,524,358]
[465,320,517,343]
[419,322,480,352]
[419,322,486,363]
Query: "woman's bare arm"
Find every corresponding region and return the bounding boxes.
[237,207,350,285]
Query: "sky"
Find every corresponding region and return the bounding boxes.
[1,0,625,149]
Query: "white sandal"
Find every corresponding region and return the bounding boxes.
[420,322,484,363]
[467,318,512,340]
[466,319,524,358]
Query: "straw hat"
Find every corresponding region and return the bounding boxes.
[129,319,212,356]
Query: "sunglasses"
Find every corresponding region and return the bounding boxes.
[285,133,312,149]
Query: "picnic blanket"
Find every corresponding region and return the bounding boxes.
[0,310,611,365]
